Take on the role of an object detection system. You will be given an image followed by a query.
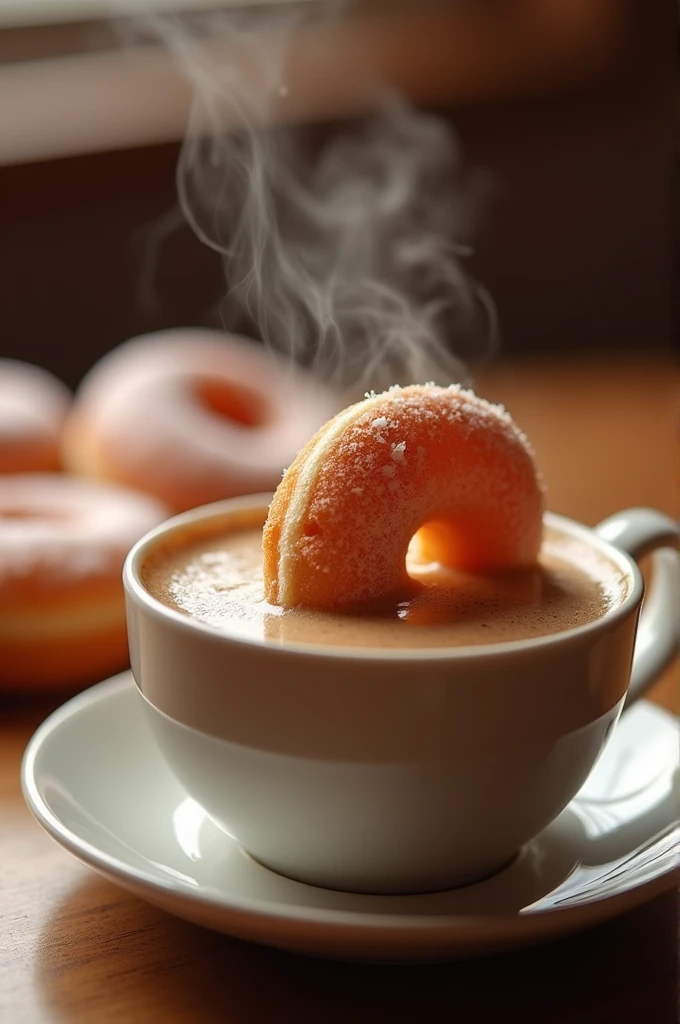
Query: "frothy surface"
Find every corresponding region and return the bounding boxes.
[141,510,628,650]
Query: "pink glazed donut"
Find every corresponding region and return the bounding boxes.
[0,473,168,691]
[61,330,337,512]
[0,359,71,473]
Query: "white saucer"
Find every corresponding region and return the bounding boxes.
[22,672,679,962]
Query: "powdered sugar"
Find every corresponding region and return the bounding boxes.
[268,383,544,609]
[391,441,407,463]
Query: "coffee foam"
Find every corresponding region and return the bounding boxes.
[141,514,629,650]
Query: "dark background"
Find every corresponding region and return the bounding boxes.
[0,2,675,389]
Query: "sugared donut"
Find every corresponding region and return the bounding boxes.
[263,384,544,609]
[0,359,71,473]
[0,474,168,691]
[61,329,337,513]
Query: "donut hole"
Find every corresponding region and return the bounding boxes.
[196,378,269,428]
[406,520,465,576]
[406,521,543,608]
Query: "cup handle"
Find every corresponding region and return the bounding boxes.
[594,508,679,709]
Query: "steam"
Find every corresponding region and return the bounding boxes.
[133,8,496,393]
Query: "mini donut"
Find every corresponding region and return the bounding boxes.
[0,359,71,473]
[263,384,544,610]
[0,474,167,691]
[61,329,337,513]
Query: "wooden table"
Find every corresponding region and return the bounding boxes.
[1,355,678,1023]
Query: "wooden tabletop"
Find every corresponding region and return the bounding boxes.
[1,354,678,1023]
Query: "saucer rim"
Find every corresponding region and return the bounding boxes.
[21,672,680,954]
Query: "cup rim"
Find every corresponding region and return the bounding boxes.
[123,494,643,663]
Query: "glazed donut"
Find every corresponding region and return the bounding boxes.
[61,330,337,513]
[0,474,167,691]
[263,384,544,609]
[0,359,71,473]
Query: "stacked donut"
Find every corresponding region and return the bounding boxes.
[1,331,335,691]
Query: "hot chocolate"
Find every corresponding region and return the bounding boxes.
[141,507,628,650]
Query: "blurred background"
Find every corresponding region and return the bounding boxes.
[0,1,676,753]
[0,0,675,387]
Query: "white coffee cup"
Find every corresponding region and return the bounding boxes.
[123,498,679,894]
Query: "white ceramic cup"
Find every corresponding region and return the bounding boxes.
[123,497,679,894]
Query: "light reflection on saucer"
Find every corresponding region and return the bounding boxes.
[165,703,680,919]
[172,797,207,862]
[23,675,680,961]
